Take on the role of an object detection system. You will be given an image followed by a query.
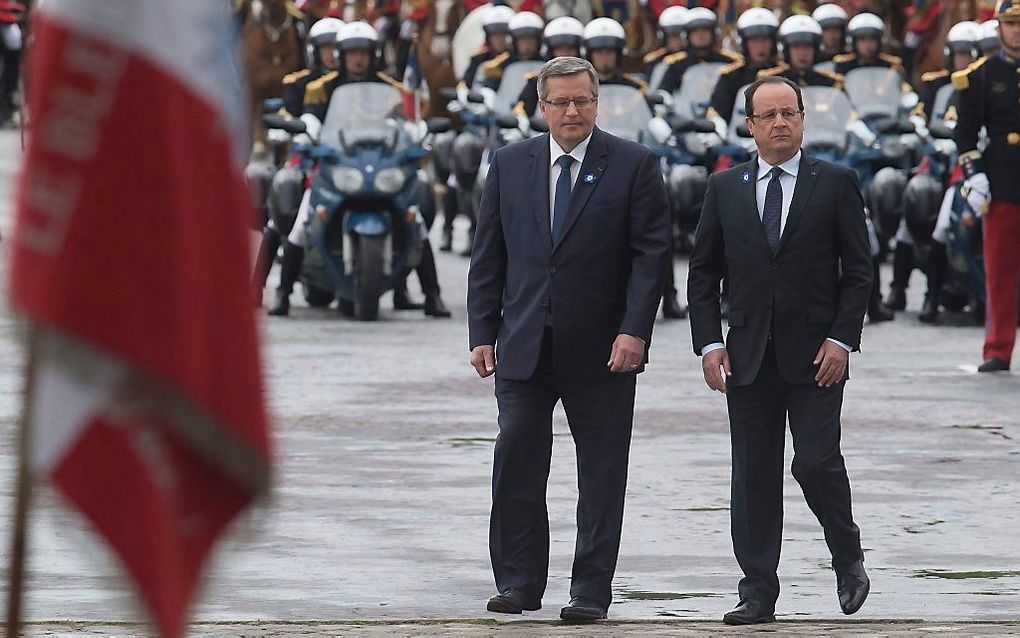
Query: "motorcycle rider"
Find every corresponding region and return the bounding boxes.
[461,4,515,89]
[813,2,850,63]
[833,13,905,77]
[644,5,688,74]
[890,20,982,320]
[758,15,845,88]
[582,17,648,92]
[979,19,1002,57]
[269,21,451,318]
[479,10,545,91]
[952,0,1020,372]
[658,7,742,95]
[708,8,780,126]
[280,17,344,118]
[514,16,585,117]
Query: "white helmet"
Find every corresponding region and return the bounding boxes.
[736,7,780,41]
[309,17,344,48]
[544,16,584,50]
[945,20,981,57]
[659,6,689,37]
[979,19,1000,54]
[337,20,379,52]
[847,12,885,40]
[779,14,822,46]
[684,7,718,32]
[583,17,626,51]
[811,3,848,30]
[482,4,516,35]
[509,11,544,39]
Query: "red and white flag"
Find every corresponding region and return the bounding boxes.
[9,2,271,637]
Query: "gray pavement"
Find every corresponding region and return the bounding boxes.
[1,128,1019,634]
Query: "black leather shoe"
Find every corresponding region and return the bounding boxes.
[424,294,451,318]
[918,294,940,324]
[978,358,1010,373]
[267,291,290,317]
[662,293,688,319]
[884,286,906,311]
[868,302,895,323]
[559,596,607,622]
[439,228,453,252]
[392,287,424,310]
[486,588,541,614]
[837,560,870,615]
[722,599,775,625]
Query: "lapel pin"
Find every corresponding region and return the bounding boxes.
[584,172,596,184]
[742,171,750,183]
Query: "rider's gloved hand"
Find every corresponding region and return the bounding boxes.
[300,114,322,143]
[962,172,991,216]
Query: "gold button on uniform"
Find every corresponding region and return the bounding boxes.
[1009,132,1020,145]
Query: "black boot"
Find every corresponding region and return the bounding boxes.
[417,241,451,318]
[440,187,457,252]
[459,225,475,257]
[868,257,895,323]
[884,241,914,310]
[393,277,424,310]
[268,241,304,317]
[919,243,946,324]
[253,226,282,307]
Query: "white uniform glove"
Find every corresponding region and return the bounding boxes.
[299,113,322,143]
[962,172,991,216]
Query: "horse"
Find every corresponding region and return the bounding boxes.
[414,0,465,119]
[544,0,595,22]
[238,0,303,155]
[913,0,981,80]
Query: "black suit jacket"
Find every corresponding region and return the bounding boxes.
[687,153,873,387]
[468,127,670,381]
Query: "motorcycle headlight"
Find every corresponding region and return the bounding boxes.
[373,167,406,195]
[330,166,364,193]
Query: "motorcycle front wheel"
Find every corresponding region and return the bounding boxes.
[353,235,386,321]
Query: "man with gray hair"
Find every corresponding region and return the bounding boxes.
[468,56,670,622]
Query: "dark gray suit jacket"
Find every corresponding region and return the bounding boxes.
[468,127,671,381]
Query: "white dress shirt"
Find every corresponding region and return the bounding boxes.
[701,150,851,356]
[548,132,592,228]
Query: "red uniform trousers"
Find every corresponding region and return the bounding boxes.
[983,200,1020,363]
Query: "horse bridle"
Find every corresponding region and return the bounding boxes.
[251,0,294,44]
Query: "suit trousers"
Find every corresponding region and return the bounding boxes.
[491,328,636,609]
[725,341,863,606]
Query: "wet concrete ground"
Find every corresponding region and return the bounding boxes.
[1,129,1018,633]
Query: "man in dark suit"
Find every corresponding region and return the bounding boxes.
[687,76,873,625]
[468,56,670,623]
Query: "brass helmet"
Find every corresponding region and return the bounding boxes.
[994,0,1020,22]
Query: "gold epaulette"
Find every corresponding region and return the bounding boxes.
[921,69,949,83]
[719,59,745,75]
[818,69,845,87]
[951,56,987,90]
[832,52,856,63]
[721,49,743,61]
[644,47,666,64]
[513,100,527,117]
[482,51,510,79]
[757,62,789,78]
[624,73,650,92]
[663,51,688,65]
[285,1,304,20]
[283,68,311,84]
[376,72,404,91]
[879,53,902,66]
[523,70,540,81]
[944,104,958,122]
[304,70,338,105]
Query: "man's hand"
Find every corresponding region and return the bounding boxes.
[470,345,496,378]
[702,348,732,393]
[607,334,645,373]
[814,341,849,387]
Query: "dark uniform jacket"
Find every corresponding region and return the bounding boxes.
[302,70,404,123]
[916,68,951,123]
[953,53,1020,204]
[817,46,849,63]
[757,62,845,89]
[479,51,544,91]
[658,49,742,94]
[462,49,502,88]
[709,57,777,123]
[833,52,904,77]
[280,67,324,117]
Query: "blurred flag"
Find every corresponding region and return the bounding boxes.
[9,2,271,637]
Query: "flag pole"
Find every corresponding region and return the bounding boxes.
[6,326,38,636]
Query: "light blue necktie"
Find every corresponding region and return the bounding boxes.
[552,154,575,242]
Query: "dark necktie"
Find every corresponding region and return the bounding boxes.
[762,166,784,253]
[552,154,575,242]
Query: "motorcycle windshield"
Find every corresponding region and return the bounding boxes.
[494,60,545,114]
[672,62,725,118]
[844,67,902,119]
[596,85,652,142]
[320,83,406,151]
[801,87,853,154]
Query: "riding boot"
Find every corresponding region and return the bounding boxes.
[919,242,947,324]
[253,226,282,306]
[459,225,475,258]
[268,241,304,317]
[868,257,895,323]
[884,241,914,310]
[417,240,451,318]
[393,276,424,310]
[440,187,457,252]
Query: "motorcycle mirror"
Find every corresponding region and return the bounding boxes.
[667,114,694,133]
[693,118,717,134]
[263,98,284,113]
[262,113,307,136]
[646,92,665,106]
[875,118,899,135]
[427,117,453,134]
[439,87,459,102]
[496,114,519,130]
[928,123,954,140]
[467,91,486,104]
[529,115,549,133]
[736,123,752,139]
[897,118,917,135]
